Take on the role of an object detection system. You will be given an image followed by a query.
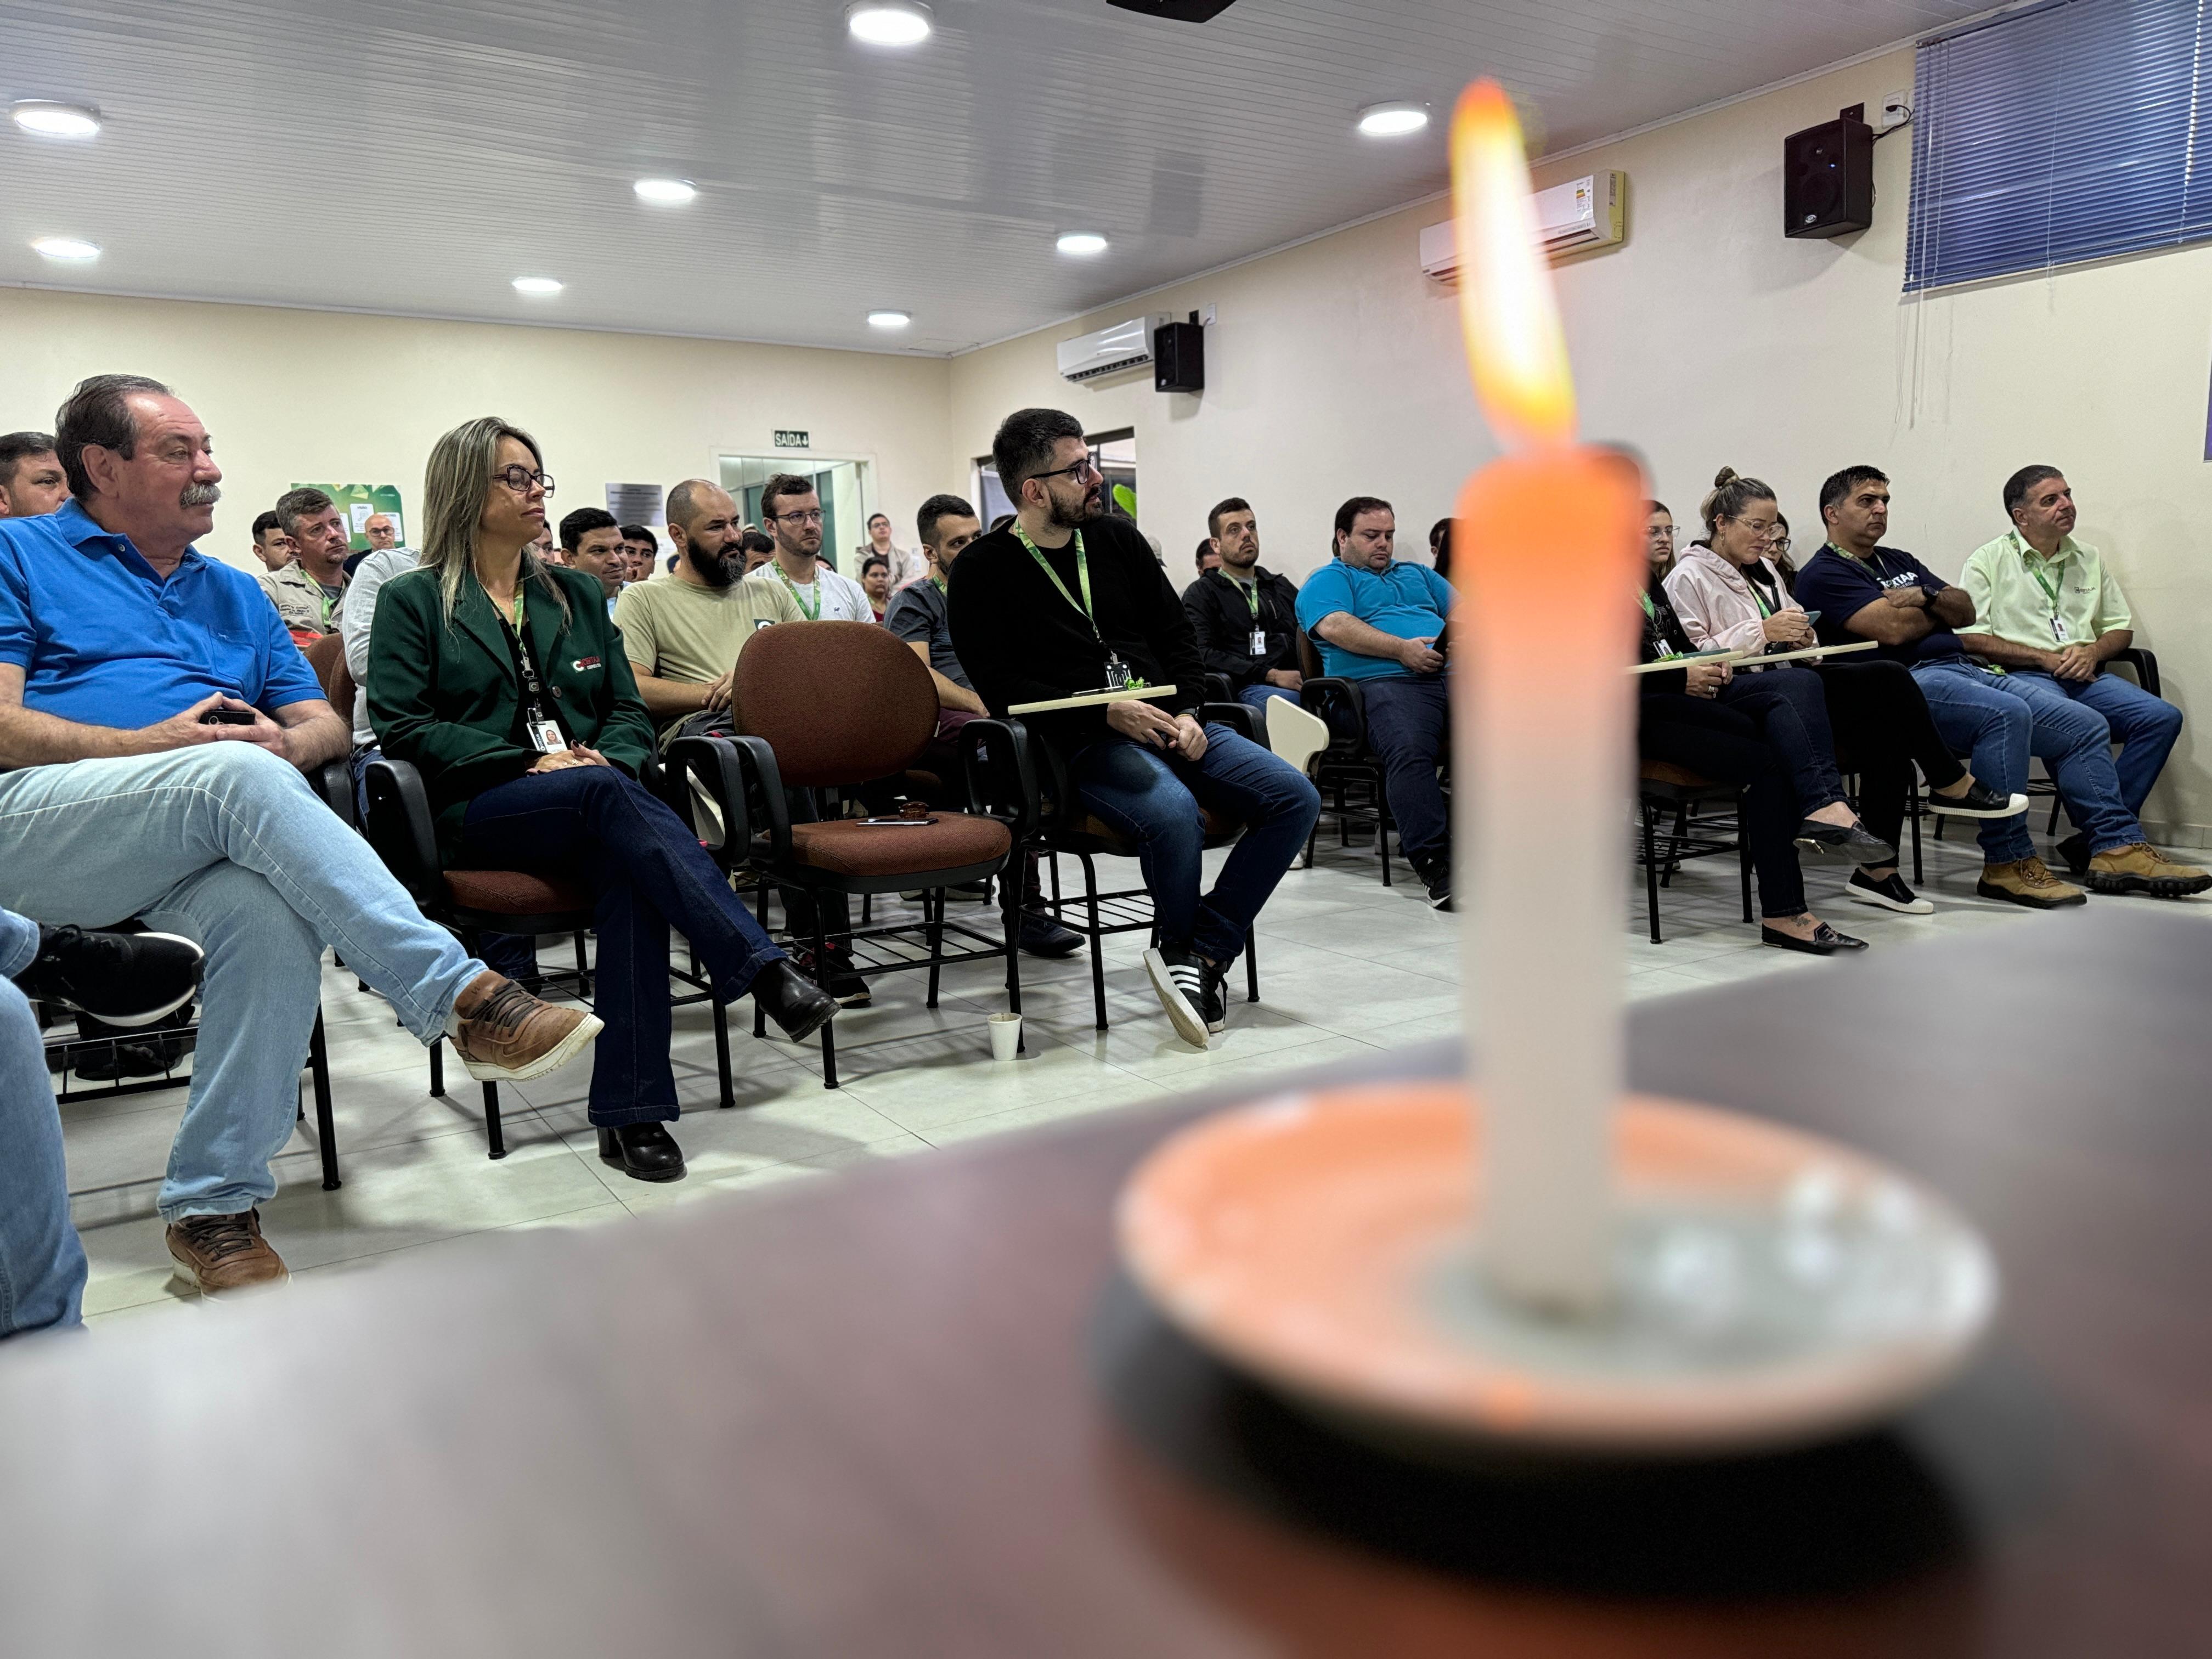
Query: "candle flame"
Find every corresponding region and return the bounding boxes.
[1452,81,1577,450]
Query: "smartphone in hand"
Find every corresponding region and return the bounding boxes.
[199,709,257,726]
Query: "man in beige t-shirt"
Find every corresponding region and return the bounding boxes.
[614,478,802,750]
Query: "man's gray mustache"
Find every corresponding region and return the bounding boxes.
[180,483,222,507]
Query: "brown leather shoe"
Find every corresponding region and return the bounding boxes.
[450,971,602,1082]
[166,1209,289,1296]
[1976,855,2088,910]
[2084,842,2212,898]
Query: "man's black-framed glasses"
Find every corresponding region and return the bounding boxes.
[1025,457,1102,488]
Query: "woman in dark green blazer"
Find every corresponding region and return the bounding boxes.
[368,417,833,1182]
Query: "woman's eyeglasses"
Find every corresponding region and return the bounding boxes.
[495,465,555,496]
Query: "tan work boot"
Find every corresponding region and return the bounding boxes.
[1977,855,2088,910]
[450,972,602,1082]
[2084,842,2212,899]
[167,1209,289,1297]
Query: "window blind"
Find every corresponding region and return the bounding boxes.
[1905,0,2212,290]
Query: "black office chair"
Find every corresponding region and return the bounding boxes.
[1294,629,1398,885]
[1635,761,1753,944]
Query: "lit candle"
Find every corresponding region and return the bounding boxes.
[1451,81,1646,1316]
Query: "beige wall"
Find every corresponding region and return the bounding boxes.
[0,287,952,575]
[945,45,2212,836]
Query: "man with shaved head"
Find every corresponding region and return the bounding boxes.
[0,374,597,1298]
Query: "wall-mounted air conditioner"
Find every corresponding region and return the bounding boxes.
[1419,170,1626,280]
[1057,313,1173,382]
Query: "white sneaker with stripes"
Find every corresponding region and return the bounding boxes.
[1143,946,1214,1049]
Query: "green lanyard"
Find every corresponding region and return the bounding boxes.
[1235,575,1260,619]
[2020,544,2064,611]
[1639,590,1684,659]
[1742,569,1775,617]
[773,562,822,622]
[1013,521,1099,644]
[930,574,946,594]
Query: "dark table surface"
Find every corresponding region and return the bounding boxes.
[3,907,2208,1657]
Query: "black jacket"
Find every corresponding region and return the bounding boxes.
[1181,565,1301,690]
[947,514,1204,753]
[1638,580,1705,698]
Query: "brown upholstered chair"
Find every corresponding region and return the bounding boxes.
[1636,759,1752,944]
[673,620,1017,1090]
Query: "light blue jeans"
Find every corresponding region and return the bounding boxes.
[0,910,86,1338]
[0,744,487,1221]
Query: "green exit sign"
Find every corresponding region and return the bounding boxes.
[774,429,810,449]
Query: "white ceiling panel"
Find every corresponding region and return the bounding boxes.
[0,1,1990,354]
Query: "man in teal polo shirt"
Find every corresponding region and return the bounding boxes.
[0,374,599,1299]
[1958,465,2198,890]
[1294,495,1454,908]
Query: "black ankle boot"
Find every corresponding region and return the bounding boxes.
[596,1122,686,1183]
[753,958,838,1041]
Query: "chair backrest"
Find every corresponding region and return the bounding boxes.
[303,632,346,702]
[734,620,937,787]
[328,650,358,731]
[1295,628,1323,681]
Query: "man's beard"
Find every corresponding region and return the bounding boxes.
[180,483,221,509]
[687,539,739,589]
[1046,486,1099,531]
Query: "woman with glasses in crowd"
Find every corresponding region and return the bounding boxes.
[1645,499,1677,583]
[367,417,837,1183]
[1665,467,2024,915]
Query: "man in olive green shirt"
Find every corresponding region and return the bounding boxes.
[613,478,802,751]
[1958,465,2196,891]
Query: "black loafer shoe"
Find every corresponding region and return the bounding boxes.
[1017,907,1084,958]
[1760,921,1869,955]
[1794,820,1897,866]
[753,958,838,1042]
[597,1122,686,1183]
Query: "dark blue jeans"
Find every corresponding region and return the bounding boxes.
[458,767,785,1127]
[1359,675,1451,864]
[1070,725,1321,966]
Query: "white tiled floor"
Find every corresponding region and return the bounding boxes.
[62,819,2209,1324]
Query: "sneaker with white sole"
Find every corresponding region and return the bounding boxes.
[16,925,202,1028]
[450,971,602,1082]
[1844,869,1934,915]
[1143,944,1214,1049]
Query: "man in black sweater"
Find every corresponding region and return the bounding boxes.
[1182,496,1302,712]
[950,410,1320,1049]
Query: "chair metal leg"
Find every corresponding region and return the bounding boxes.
[1910,775,1924,884]
[1245,932,1260,1004]
[428,1034,445,1097]
[713,996,734,1108]
[1000,870,1025,1051]
[1077,853,1108,1032]
[482,1081,506,1159]
[924,887,944,1009]
[572,930,591,999]
[1643,802,1663,944]
[813,907,839,1091]
[309,1011,341,1190]
[1738,802,1754,924]
[861,891,873,926]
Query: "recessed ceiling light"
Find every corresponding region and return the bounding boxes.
[1356,102,1430,138]
[512,276,563,296]
[1056,232,1109,256]
[867,310,912,329]
[10,100,102,139]
[31,236,100,263]
[633,178,697,206]
[846,1,933,47]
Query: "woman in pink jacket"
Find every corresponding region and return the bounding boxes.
[1664,468,2025,914]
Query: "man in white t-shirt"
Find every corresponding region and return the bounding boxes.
[744,473,874,623]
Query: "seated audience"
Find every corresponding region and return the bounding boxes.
[1797,465,2206,904]
[1957,466,2203,893]
[1769,510,1800,592]
[738,527,776,575]
[1293,496,1457,908]
[862,511,927,590]
[560,506,627,614]
[0,911,207,1339]
[250,509,295,572]
[259,486,351,645]
[1645,499,1676,583]
[369,420,836,1183]
[1666,467,2018,913]
[529,521,559,563]
[1639,580,1863,952]
[363,512,403,553]
[1429,517,1454,584]
[1182,496,1302,712]
[0,432,67,518]
[619,522,658,585]
[883,493,1080,957]
[859,553,893,622]
[746,475,873,621]
[0,375,595,1295]
[1193,538,1222,577]
[950,408,1319,1048]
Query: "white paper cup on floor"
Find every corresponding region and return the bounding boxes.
[988,1012,1022,1062]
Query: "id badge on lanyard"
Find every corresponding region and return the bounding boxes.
[528,718,568,755]
[1249,627,1268,657]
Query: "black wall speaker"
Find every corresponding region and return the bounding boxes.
[1783,116,1875,238]
[1107,0,1242,19]
[1154,320,1205,393]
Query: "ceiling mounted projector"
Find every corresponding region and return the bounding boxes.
[1106,0,1242,21]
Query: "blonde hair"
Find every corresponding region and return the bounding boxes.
[1699,466,1778,535]
[418,416,571,630]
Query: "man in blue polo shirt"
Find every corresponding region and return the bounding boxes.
[0,374,600,1299]
[1294,495,1454,909]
